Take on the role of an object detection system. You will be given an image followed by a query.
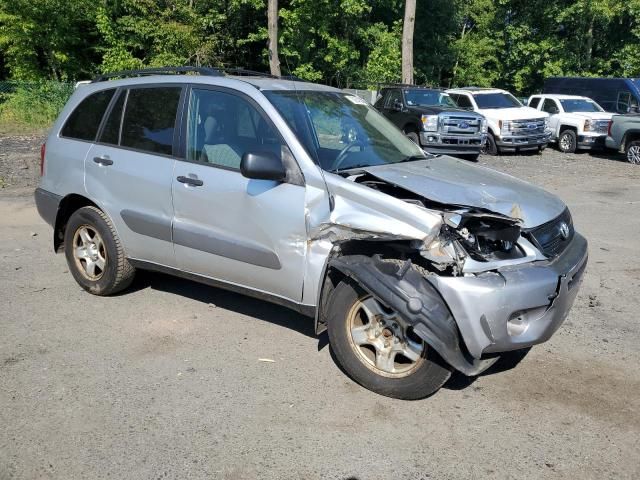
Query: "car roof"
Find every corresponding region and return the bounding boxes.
[532,94,592,100]
[447,88,509,95]
[81,72,341,94]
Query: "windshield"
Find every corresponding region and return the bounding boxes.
[404,90,456,107]
[263,91,427,172]
[560,99,603,113]
[473,93,522,109]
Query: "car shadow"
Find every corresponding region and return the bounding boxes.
[443,347,532,390]
[128,270,317,340]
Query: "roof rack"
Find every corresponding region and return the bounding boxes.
[92,66,278,83]
[458,86,495,91]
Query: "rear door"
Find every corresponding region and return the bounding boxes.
[85,85,183,266]
[171,86,307,302]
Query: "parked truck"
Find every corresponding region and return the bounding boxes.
[544,77,640,114]
[374,85,487,161]
[527,94,613,153]
[606,114,640,164]
[447,87,551,155]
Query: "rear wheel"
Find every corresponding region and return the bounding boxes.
[481,132,498,155]
[626,140,640,164]
[327,277,451,400]
[558,129,577,153]
[64,206,135,295]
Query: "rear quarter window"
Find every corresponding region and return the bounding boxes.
[60,89,115,141]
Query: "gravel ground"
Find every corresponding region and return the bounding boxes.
[1,136,639,479]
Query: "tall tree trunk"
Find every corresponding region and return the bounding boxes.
[268,0,281,76]
[585,15,594,71]
[402,0,416,84]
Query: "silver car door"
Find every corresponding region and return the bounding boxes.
[171,86,307,302]
[85,85,182,267]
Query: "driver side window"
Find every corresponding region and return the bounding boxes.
[186,88,284,170]
[542,99,559,114]
[385,90,403,109]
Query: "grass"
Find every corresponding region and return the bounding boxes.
[0,82,74,135]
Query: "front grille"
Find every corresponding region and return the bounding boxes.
[526,208,574,258]
[440,114,482,135]
[506,118,547,136]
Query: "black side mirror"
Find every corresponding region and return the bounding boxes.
[240,151,287,182]
[393,99,403,111]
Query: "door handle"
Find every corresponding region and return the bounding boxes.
[177,175,204,187]
[93,156,113,166]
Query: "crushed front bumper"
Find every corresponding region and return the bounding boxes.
[428,232,588,359]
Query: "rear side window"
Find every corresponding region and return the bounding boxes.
[121,87,182,155]
[61,89,115,141]
[99,90,125,145]
[529,97,541,108]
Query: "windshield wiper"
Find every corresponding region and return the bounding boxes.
[398,154,437,163]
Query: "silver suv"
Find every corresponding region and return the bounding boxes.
[35,67,588,400]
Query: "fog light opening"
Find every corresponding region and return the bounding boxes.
[507,313,530,337]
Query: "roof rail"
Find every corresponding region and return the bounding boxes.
[92,66,278,83]
[92,66,223,82]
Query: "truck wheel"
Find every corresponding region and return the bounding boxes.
[481,133,498,156]
[64,206,136,296]
[405,131,420,146]
[327,277,451,400]
[626,140,640,164]
[558,129,577,153]
[459,154,480,162]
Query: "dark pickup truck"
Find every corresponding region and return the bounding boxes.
[375,85,487,161]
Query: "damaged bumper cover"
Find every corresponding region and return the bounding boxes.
[330,232,587,376]
[430,232,588,359]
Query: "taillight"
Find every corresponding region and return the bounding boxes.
[607,120,613,136]
[40,143,46,176]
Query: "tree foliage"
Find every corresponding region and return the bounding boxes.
[1,0,639,94]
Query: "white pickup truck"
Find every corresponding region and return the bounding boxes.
[447,88,551,155]
[527,94,613,153]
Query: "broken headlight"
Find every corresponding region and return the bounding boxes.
[453,216,523,261]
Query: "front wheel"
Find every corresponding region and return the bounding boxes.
[558,129,577,153]
[64,206,135,295]
[626,140,640,164]
[481,132,498,156]
[405,131,420,146]
[327,278,451,400]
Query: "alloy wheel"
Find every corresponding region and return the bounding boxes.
[346,295,425,378]
[72,225,107,280]
[628,144,640,165]
[560,132,574,152]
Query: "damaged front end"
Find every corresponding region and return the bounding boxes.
[310,164,588,377]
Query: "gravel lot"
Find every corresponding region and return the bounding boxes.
[1,136,639,479]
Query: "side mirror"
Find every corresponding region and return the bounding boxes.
[393,99,403,111]
[240,151,287,182]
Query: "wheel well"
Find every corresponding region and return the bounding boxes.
[314,239,436,335]
[624,131,640,148]
[54,194,99,252]
[559,125,577,134]
[403,123,420,134]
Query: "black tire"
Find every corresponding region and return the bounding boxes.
[405,131,420,146]
[558,129,577,153]
[327,277,452,400]
[459,153,480,162]
[481,132,498,156]
[626,140,640,164]
[64,206,135,296]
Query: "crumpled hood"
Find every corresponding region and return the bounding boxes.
[360,157,567,228]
